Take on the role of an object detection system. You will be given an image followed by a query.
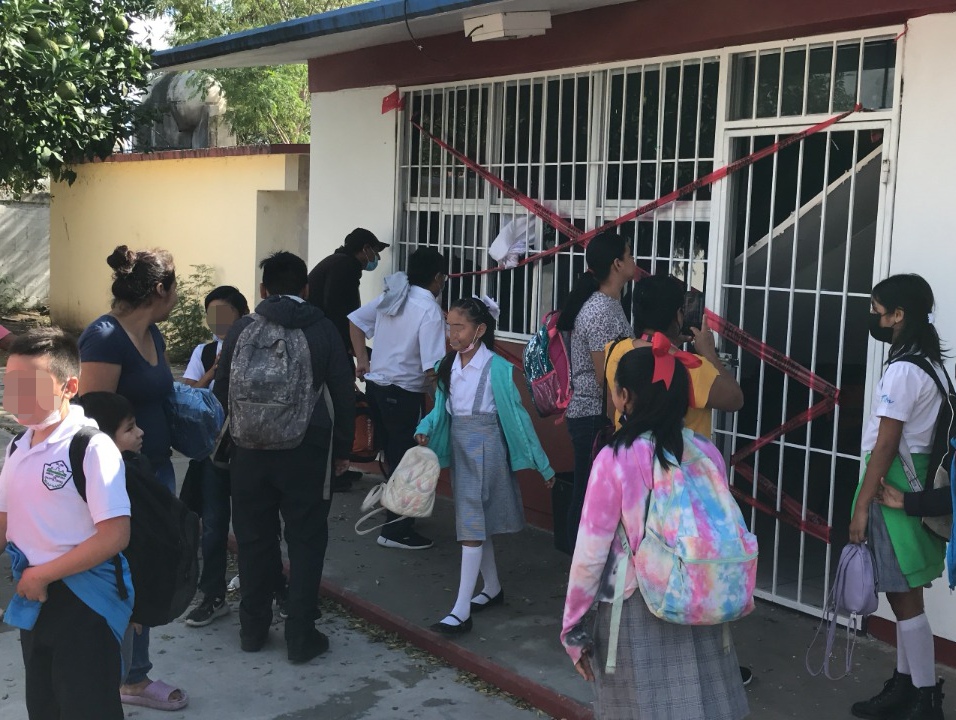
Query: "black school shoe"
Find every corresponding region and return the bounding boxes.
[898,680,945,720]
[851,670,917,719]
[430,614,472,635]
[240,629,269,653]
[288,629,330,664]
[470,590,504,614]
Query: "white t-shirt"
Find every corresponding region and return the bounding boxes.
[860,358,947,454]
[447,344,497,416]
[0,405,130,566]
[183,339,222,389]
[349,286,447,394]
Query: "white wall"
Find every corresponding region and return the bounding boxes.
[875,10,956,641]
[309,85,398,304]
[0,195,50,307]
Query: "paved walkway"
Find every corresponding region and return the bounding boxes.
[3,422,956,719]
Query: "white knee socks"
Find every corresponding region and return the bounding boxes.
[898,614,935,688]
[444,544,483,625]
[896,622,910,675]
[472,538,501,604]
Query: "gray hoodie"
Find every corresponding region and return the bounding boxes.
[214,295,355,461]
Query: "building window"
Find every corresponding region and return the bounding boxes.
[397,58,719,339]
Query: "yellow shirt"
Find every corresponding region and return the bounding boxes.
[603,339,720,436]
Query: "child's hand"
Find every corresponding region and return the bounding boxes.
[334,458,350,476]
[544,476,556,489]
[17,566,51,602]
[132,623,143,635]
[574,651,595,682]
[877,478,904,509]
[414,434,429,446]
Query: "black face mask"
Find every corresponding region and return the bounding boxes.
[869,313,895,344]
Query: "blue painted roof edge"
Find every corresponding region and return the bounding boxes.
[152,0,502,68]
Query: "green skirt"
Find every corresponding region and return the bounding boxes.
[853,454,945,589]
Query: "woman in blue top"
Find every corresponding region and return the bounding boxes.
[78,245,187,711]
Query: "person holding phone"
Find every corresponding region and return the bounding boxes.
[603,273,743,433]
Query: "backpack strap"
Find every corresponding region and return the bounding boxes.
[67,426,129,601]
[605,521,633,675]
[200,341,218,373]
[68,426,101,502]
[891,356,955,492]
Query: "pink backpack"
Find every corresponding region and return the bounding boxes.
[523,311,572,418]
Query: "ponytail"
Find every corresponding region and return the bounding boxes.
[557,231,628,332]
[872,274,945,364]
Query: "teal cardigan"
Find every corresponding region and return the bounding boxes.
[416,354,555,481]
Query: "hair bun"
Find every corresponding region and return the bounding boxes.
[106,246,135,274]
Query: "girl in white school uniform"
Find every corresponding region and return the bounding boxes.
[415,296,555,635]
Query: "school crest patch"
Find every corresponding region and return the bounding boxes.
[42,461,72,491]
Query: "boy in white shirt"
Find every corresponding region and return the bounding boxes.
[1,328,133,720]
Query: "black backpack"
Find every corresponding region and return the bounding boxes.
[10,427,200,626]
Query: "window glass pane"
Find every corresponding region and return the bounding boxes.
[832,42,861,112]
[806,45,834,114]
[861,40,895,110]
[756,50,781,118]
[781,48,807,116]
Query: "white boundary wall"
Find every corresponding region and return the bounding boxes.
[0,195,50,307]
[309,86,398,305]
[877,11,956,640]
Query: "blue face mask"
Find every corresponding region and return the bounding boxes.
[363,249,378,272]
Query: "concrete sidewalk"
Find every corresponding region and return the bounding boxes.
[324,472,956,719]
[0,427,545,720]
[4,424,956,719]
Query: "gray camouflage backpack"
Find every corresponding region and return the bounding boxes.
[229,314,321,450]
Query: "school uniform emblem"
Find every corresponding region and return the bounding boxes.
[42,461,72,491]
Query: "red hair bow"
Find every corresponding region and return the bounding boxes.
[651,332,702,389]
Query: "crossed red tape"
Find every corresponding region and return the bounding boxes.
[388,90,860,543]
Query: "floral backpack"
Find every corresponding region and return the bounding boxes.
[606,432,759,673]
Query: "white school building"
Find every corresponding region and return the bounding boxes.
[155,0,956,655]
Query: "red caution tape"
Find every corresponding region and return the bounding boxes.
[705,311,839,401]
[400,98,859,543]
[730,398,836,467]
[729,471,831,544]
[407,105,861,279]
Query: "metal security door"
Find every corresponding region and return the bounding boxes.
[714,121,891,614]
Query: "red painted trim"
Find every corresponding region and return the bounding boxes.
[867,615,956,668]
[320,579,594,720]
[309,0,956,92]
[92,144,310,164]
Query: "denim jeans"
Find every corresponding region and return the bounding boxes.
[565,415,607,553]
[194,459,231,600]
[125,457,175,685]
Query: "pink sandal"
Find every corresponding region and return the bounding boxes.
[120,680,189,711]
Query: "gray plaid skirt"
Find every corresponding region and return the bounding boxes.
[449,412,524,542]
[591,596,749,720]
[867,500,911,593]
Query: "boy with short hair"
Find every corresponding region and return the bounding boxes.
[1,328,133,720]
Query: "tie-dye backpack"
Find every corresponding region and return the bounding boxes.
[606,432,758,671]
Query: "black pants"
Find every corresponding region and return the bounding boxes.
[20,581,123,720]
[565,414,607,553]
[231,441,332,646]
[365,380,425,539]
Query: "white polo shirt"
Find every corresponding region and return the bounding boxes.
[861,358,947,454]
[349,286,447,393]
[0,405,130,566]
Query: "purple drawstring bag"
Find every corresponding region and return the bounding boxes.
[806,542,879,680]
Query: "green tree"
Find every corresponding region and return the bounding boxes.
[0,0,154,196]
[157,0,362,145]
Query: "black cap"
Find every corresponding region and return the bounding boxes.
[344,228,389,254]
